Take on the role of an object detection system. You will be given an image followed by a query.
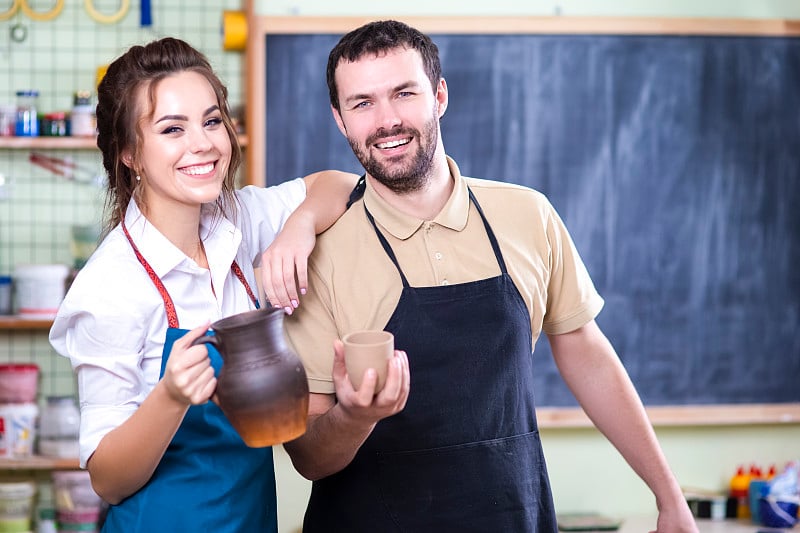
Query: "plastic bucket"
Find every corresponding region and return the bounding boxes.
[0,480,36,532]
[0,403,39,458]
[52,471,101,533]
[13,264,69,318]
[0,364,38,403]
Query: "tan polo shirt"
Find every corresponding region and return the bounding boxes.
[284,157,604,394]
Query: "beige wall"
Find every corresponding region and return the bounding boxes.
[258,2,800,531]
[256,0,800,18]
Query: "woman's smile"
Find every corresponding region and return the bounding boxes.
[179,161,217,177]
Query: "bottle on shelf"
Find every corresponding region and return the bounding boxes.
[36,507,57,533]
[15,90,39,137]
[0,276,11,315]
[0,104,15,136]
[729,464,752,519]
[766,464,777,480]
[70,91,95,137]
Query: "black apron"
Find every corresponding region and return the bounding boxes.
[304,189,557,532]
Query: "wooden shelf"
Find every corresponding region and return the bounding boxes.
[0,456,79,470]
[0,134,248,150]
[537,403,800,428]
[0,137,98,149]
[0,316,53,330]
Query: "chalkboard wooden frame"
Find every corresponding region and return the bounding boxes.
[245,14,800,427]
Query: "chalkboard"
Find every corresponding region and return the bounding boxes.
[263,30,800,408]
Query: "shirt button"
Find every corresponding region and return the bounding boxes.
[434,252,443,260]
[441,279,449,286]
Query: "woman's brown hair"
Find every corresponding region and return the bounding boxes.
[96,37,242,236]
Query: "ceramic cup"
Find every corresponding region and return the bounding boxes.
[343,330,394,393]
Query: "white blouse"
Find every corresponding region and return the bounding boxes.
[49,179,306,467]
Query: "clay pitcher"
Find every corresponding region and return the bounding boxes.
[191,307,309,447]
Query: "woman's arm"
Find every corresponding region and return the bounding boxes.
[261,170,359,311]
[298,170,361,233]
[86,324,217,504]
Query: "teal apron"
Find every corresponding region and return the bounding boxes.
[100,223,277,532]
[304,188,557,532]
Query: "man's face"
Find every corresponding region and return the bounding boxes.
[332,47,447,193]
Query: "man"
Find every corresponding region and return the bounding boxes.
[283,19,698,533]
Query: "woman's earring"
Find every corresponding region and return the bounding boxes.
[136,175,141,182]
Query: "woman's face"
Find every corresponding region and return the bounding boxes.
[132,70,231,217]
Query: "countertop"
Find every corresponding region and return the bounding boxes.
[615,516,787,532]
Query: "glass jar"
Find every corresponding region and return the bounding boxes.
[0,276,10,315]
[15,90,39,137]
[37,396,80,458]
[0,104,16,136]
[70,91,95,137]
[41,112,68,137]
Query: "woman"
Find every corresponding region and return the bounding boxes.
[49,37,357,532]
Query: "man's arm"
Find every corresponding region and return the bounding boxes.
[549,320,698,533]
[283,340,410,480]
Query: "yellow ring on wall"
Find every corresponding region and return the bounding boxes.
[222,10,247,51]
[18,0,63,21]
[84,0,129,24]
[0,0,21,21]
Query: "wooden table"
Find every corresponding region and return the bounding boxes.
[617,516,785,532]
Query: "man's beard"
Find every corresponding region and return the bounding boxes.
[347,114,438,194]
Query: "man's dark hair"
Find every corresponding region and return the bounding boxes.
[326,20,442,112]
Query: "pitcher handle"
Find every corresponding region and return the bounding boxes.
[190,330,220,349]
[189,331,221,402]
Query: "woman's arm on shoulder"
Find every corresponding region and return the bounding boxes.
[261,170,359,311]
[300,170,360,232]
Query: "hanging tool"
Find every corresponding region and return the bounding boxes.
[1,0,64,21]
[84,0,129,24]
[2,0,64,43]
[140,0,151,27]
[29,152,104,186]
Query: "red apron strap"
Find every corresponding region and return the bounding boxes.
[122,220,180,328]
[122,220,261,327]
[231,261,259,309]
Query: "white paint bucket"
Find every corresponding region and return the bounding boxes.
[12,264,69,318]
[0,403,39,458]
[0,480,36,532]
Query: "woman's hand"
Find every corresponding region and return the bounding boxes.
[260,210,315,314]
[261,170,359,313]
[161,323,217,405]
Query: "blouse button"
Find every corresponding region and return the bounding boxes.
[434,252,443,260]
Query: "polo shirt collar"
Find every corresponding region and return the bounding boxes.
[362,156,470,240]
